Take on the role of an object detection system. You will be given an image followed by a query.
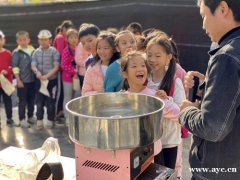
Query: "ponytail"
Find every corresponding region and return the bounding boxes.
[159,57,176,95]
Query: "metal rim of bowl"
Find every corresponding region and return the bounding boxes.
[66,92,165,120]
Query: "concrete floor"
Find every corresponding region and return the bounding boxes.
[0,107,192,179]
[0,107,74,158]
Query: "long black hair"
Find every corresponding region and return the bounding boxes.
[147,36,178,95]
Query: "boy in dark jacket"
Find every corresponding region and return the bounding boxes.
[12,31,35,128]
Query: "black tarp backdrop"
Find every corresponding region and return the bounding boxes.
[0,0,211,74]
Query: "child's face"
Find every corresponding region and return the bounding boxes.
[80,34,97,55]
[0,37,5,49]
[97,39,114,64]
[117,33,137,56]
[147,44,172,72]
[38,38,51,49]
[123,55,147,87]
[68,34,78,48]
[17,35,30,48]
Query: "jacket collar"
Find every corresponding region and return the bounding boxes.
[16,45,35,56]
[209,26,240,56]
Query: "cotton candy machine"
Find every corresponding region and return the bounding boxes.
[66,93,164,180]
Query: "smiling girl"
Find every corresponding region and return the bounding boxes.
[104,30,137,92]
[120,50,180,157]
[82,31,119,96]
[146,35,186,169]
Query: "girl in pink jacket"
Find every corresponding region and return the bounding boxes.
[74,42,89,89]
[82,32,119,96]
[61,29,79,118]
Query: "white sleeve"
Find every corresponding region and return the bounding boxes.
[173,78,186,106]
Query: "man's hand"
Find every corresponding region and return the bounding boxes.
[180,99,200,111]
[185,71,205,89]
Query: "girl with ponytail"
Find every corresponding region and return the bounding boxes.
[146,35,186,170]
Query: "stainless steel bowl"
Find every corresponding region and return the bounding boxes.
[66,93,164,150]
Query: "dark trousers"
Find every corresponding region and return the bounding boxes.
[35,79,57,121]
[0,88,12,119]
[17,82,35,120]
[154,146,178,169]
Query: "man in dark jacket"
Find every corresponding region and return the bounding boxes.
[179,0,240,179]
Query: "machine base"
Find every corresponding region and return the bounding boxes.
[74,144,154,180]
[137,163,178,180]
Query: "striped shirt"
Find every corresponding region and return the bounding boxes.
[32,46,60,80]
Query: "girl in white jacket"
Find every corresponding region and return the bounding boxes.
[146,35,186,169]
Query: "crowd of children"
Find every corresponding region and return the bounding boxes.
[0,21,188,179]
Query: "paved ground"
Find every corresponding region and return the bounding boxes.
[0,106,192,179]
[182,136,191,179]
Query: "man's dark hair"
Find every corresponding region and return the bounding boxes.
[126,22,143,35]
[78,23,100,39]
[198,0,240,21]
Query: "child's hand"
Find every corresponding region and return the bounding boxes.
[17,80,24,88]
[156,90,168,99]
[97,88,104,93]
[73,74,78,79]
[36,72,42,79]
[1,70,7,75]
[41,75,48,80]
